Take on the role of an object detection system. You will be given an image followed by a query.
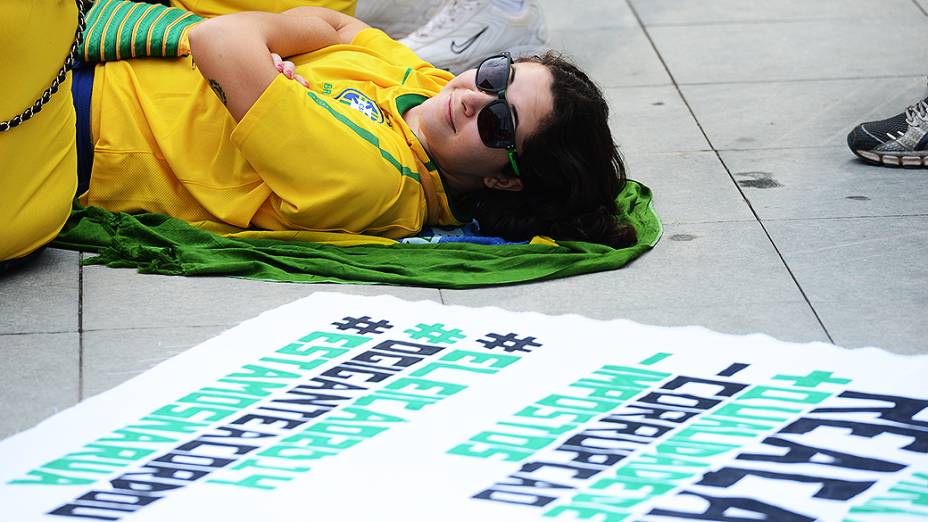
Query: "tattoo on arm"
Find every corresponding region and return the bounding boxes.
[208,79,228,105]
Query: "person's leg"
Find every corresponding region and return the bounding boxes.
[168,0,356,17]
[399,0,548,73]
[354,0,443,39]
[0,1,80,268]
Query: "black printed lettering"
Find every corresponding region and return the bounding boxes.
[175,439,258,457]
[649,491,815,521]
[697,467,874,501]
[637,391,721,412]
[349,350,423,369]
[47,503,133,521]
[783,418,928,453]
[230,413,305,430]
[558,447,627,468]
[151,452,235,470]
[473,488,557,507]
[321,365,394,383]
[371,339,444,356]
[814,391,928,429]
[120,464,209,484]
[519,460,603,481]
[737,436,905,472]
[604,404,701,425]
[109,478,184,494]
[661,375,748,398]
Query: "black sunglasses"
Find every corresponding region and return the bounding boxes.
[475,52,522,177]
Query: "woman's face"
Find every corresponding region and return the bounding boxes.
[413,61,554,191]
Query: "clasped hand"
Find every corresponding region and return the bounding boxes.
[271,53,308,88]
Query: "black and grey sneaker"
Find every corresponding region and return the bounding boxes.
[847,97,928,167]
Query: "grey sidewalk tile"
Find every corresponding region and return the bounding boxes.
[682,77,928,151]
[626,151,755,224]
[82,266,440,330]
[647,18,928,84]
[624,302,829,345]
[546,27,671,88]
[0,248,79,335]
[920,0,928,15]
[721,147,928,221]
[765,216,928,353]
[0,333,79,438]
[607,86,710,154]
[631,0,919,25]
[539,0,637,30]
[444,221,805,314]
[816,299,927,355]
[82,325,227,398]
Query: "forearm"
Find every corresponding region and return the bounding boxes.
[280,6,359,34]
[188,12,339,120]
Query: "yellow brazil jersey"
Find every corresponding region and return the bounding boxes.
[168,0,356,18]
[84,28,464,241]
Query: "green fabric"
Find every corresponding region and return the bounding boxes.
[52,181,662,288]
[80,0,203,63]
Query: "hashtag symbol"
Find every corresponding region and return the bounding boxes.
[476,333,542,353]
[404,323,466,345]
[331,316,394,335]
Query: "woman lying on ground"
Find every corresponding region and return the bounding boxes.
[0,2,635,270]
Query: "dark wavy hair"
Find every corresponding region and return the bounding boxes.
[468,52,637,248]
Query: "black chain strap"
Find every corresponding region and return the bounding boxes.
[0,0,87,133]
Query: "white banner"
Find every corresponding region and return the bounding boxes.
[1,293,926,521]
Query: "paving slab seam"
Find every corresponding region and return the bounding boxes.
[78,252,85,401]
[697,159,837,345]
[662,218,764,225]
[625,147,714,154]
[696,169,837,345]
[641,18,921,29]
[0,331,78,338]
[622,1,732,159]
[914,0,928,16]
[717,145,883,153]
[677,74,928,87]
[596,81,676,89]
[603,301,824,312]
[625,0,836,344]
[550,23,638,31]
[762,214,928,222]
[81,324,239,334]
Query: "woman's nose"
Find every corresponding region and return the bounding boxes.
[461,89,496,118]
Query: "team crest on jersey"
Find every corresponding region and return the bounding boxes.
[335,89,384,124]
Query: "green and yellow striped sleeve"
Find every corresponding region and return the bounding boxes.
[80,0,203,63]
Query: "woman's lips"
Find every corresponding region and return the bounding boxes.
[447,92,456,133]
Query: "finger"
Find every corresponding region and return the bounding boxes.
[293,74,308,88]
[273,56,284,73]
[282,62,295,80]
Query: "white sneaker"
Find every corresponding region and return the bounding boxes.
[398,0,548,74]
[354,0,445,40]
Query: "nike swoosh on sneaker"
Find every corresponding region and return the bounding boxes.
[450,26,489,55]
